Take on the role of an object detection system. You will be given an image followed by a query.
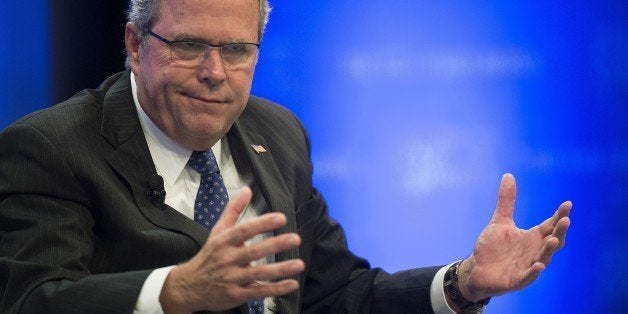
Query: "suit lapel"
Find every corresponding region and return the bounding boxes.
[227,120,296,249]
[100,71,210,248]
[228,119,301,313]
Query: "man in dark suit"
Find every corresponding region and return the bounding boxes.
[0,0,571,313]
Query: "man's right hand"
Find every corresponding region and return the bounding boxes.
[159,187,305,313]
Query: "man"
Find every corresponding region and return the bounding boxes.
[0,0,571,313]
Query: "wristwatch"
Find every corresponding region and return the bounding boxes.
[443,261,491,313]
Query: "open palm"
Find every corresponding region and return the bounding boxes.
[458,174,571,302]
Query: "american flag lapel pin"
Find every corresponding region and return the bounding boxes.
[250,144,267,154]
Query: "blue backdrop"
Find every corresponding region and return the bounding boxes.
[2,1,627,313]
[0,1,50,127]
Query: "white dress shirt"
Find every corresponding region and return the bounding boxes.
[129,72,458,313]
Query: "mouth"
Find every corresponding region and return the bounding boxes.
[183,93,230,104]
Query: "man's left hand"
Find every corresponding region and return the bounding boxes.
[457,173,572,302]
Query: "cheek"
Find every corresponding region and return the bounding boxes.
[153,70,188,111]
[146,82,188,131]
[230,70,255,98]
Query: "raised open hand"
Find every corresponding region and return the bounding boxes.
[159,187,305,313]
[457,174,571,302]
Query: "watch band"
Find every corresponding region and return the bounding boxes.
[443,261,491,313]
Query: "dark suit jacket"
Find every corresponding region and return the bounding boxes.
[0,71,441,313]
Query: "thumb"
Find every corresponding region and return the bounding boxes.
[211,186,253,235]
[491,173,517,224]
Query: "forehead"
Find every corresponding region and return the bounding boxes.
[154,0,259,40]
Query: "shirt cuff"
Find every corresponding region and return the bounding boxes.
[134,266,176,314]
[430,262,458,314]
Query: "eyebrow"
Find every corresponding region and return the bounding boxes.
[172,33,206,42]
[171,33,255,45]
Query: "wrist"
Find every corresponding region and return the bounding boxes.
[443,261,490,313]
[456,258,479,301]
[159,266,193,314]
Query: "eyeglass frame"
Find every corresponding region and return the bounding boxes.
[143,29,260,69]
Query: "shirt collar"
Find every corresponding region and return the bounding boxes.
[130,71,225,188]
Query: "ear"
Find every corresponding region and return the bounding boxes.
[125,22,142,73]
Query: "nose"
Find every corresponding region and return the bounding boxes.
[196,48,226,85]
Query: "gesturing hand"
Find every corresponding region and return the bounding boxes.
[159,187,305,313]
[457,174,571,302]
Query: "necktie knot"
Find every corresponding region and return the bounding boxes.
[188,150,220,176]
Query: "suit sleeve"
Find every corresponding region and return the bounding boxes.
[0,123,150,313]
[297,189,441,313]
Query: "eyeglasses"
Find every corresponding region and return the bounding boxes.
[145,30,260,69]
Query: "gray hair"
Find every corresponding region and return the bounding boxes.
[125,0,271,67]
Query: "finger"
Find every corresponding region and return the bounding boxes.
[535,236,560,266]
[534,216,571,267]
[235,233,301,266]
[211,187,253,234]
[229,259,305,285]
[490,173,517,224]
[556,200,572,219]
[537,216,554,237]
[222,212,288,246]
[517,262,545,290]
[236,279,300,300]
[539,201,572,236]
[552,216,571,249]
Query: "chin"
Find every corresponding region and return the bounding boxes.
[187,122,228,139]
